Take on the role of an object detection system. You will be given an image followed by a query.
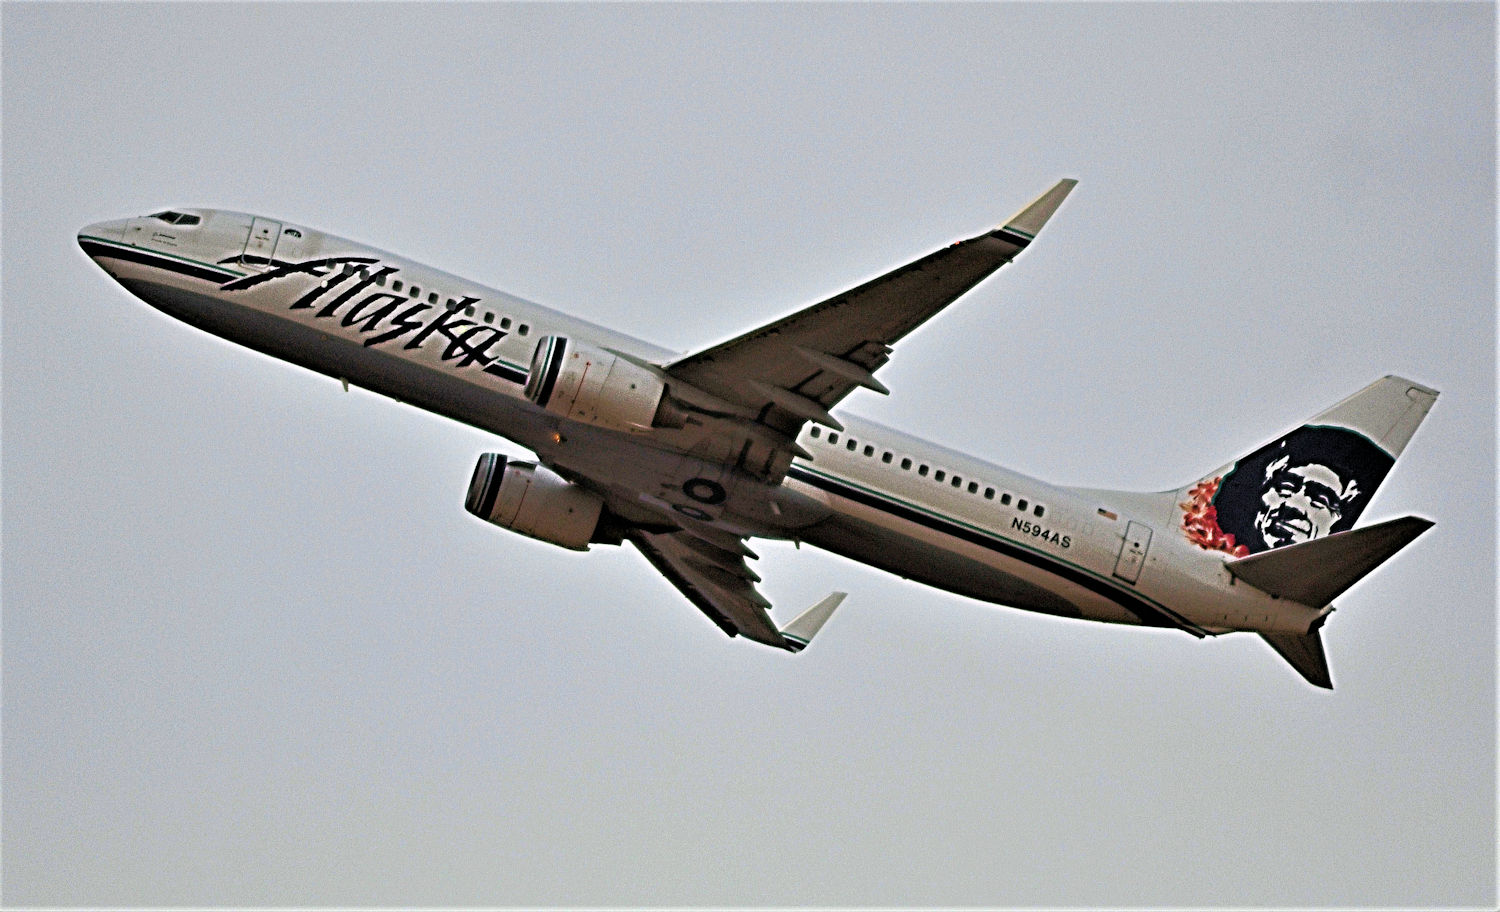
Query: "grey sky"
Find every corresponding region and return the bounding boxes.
[3,2,1494,907]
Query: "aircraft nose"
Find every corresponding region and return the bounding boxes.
[79,218,128,247]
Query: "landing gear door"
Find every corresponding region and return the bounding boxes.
[241,217,281,267]
[1113,520,1152,584]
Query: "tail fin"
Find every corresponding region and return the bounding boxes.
[1178,376,1437,557]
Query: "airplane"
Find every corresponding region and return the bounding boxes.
[77,180,1438,688]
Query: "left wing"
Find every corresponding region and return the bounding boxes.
[627,528,845,652]
[663,179,1077,438]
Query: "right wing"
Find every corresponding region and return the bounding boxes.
[627,528,845,652]
[662,179,1077,440]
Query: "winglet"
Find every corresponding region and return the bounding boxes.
[994,178,1078,247]
[780,592,847,653]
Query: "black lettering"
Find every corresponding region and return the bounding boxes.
[365,302,431,347]
[402,296,479,351]
[342,293,406,333]
[1062,536,1071,549]
[444,324,507,367]
[220,255,375,292]
[319,266,398,318]
[290,268,357,310]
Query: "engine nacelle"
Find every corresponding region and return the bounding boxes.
[524,336,669,434]
[464,453,604,551]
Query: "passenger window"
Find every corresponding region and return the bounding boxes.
[984,487,995,500]
[483,312,494,324]
[465,306,476,317]
[863,445,874,457]
[1034,505,1045,517]
[810,427,821,438]
[376,274,387,286]
[1001,493,1012,505]
[881,452,892,464]
[934,470,946,482]
[393,280,403,292]
[409,286,419,298]
[901,458,912,470]
[967,481,978,494]
[846,439,857,451]
[518,324,529,336]
[501,317,512,329]
[429,292,439,304]
[1017,499,1029,511]
[828,433,839,445]
[951,476,962,488]
[918,465,929,477]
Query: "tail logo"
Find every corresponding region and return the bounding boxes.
[1182,425,1394,555]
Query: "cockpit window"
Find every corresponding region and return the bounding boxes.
[150,210,200,226]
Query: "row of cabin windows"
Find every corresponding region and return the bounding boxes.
[347,267,529,336]
[808,425,1045,518]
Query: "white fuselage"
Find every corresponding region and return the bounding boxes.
[78,209,1320,639]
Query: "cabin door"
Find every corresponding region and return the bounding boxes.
[1113,520,1153,584]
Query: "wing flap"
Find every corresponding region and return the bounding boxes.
[628,529,786,647]
[627,529,845,651]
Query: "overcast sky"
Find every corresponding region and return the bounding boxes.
[3,3,1494,908]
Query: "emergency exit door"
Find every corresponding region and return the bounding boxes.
[241,217,281,265]
[1113,520,1152,584]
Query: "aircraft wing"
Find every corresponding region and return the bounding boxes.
[627,528,844,652]
[663,179,1077,437]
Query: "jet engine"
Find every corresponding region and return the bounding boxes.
[523,336,675,433]
[464,453,604,551]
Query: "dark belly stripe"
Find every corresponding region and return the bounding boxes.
[786,465,1206,636]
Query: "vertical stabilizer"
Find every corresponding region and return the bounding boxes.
[1178,376,1437,557]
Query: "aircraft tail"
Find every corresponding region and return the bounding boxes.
[1176,375,1438,558]
[1232,516,1432,690]
[1227,514,1434,607]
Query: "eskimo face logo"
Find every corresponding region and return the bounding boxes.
[1182,425,1394,556]
[219,256,517,380]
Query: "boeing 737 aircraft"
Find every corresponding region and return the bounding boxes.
[78,181,1437,688]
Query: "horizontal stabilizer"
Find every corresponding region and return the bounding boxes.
[780,592,847,653]
[1228,515,1434,606]
[1260,628,1333,689]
